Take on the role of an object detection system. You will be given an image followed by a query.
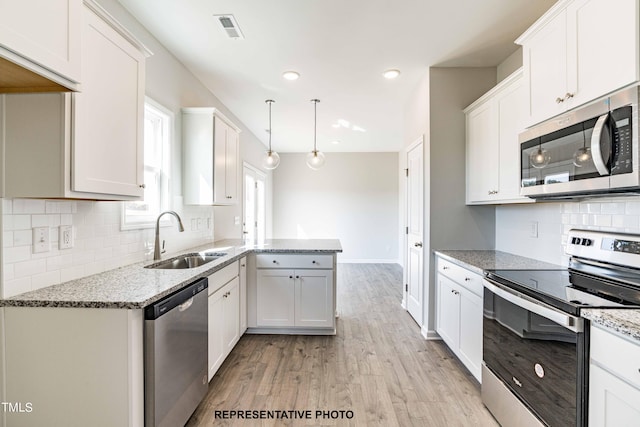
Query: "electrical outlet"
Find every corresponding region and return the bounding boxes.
[59,225,73,249]
[234,216,240,226]
[33,227,50,253]
[529,221,539,238]
[197,218,203,230]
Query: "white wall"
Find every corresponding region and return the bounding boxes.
[272,152,399,263]
[496,196,640,266]
[0,0,271,297]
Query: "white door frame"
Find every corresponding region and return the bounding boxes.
[242,162,267,242]
[404,136,424,326]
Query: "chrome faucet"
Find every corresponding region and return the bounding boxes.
[153,211,185,260]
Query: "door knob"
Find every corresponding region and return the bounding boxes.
[414,242,423,248]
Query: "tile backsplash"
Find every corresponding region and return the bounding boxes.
[2,198,214,298]
[496,196,640,266]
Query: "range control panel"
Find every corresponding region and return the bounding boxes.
[567,229,640,268]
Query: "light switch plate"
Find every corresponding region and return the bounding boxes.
[529,221,539,238]
[33,227,50,253]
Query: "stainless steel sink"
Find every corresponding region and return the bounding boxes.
[145,252,227,269]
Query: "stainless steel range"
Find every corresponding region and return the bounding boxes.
[482,229,640,427]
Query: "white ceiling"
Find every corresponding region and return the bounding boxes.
[118,0,556,153]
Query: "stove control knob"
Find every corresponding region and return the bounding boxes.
[581,239,592,246]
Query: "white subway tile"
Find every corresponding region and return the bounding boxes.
[3,216,13,231]
[13,199,45,214]
[12,230,32,247]
[3,264,14,281]
[13,259,46,278]
[31,271,61,290]
[4,246,31,263]
[12,215,31,230]
[3,277,32,297]
[60,214,73,226]
[45,201,61,214]
[626,202,640,215]
[601,202,626,215]
[60,265,85,283]
[3,231,13,248]
[84,260,105,277]
[2,199,12,214]
[31,215,51,227]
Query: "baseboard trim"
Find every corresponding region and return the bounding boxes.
[339,259,401,264]
[421,327,441,340]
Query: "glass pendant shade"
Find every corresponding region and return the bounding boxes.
[572,147,592,167]
[307,99,325,170]
[262,150,280,170]
[262,99,279,170]
[530,147,550,169]
[306,150,325,170]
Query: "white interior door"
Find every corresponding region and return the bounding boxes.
[243,164,266,242]
[406,138,424,325]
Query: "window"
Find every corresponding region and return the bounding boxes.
[121,98,172,229]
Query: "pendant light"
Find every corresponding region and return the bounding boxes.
[529,138,550,169]
[573,123,592,168]
[261,99,280,170]
[306,99,325,170]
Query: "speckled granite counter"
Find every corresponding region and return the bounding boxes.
[582,309,640,344]
[434,250,562,275]
[1,239,342,309]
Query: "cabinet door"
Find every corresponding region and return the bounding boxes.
[436,275,460,350]
[295,270,334,328]
[458,288,482,382]
[239,257,247,333]
[0,0,81,83]
[567,0,638,109]
[213,116,228,204]
[523,9,568,126]
[589,364,640,427]
[222,278,240,354]
[208,288,225,381]
[72,5,144,198]
[225,126,239,203]
[256,269,295,327]
[466,101,498,203]
[496,77,528,202]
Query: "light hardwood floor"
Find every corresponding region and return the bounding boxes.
[187,263,499,426]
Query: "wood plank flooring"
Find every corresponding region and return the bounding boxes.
[187,264,499,427]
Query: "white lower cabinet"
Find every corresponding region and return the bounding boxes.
[589,325,640,427]
[256,269,333,328]
[207,264,241,381]
[253,253,336,332]
[435,256,483,382]
[239,256,247,333]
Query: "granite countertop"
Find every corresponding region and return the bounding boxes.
[1,239,342,310]
[434,250,562,275]
[582,309,640,344]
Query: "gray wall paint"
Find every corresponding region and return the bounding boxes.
[497,48,523,83]
[403,67,497,336]
[272,152,399,262]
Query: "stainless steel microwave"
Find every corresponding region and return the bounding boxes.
[519,85,640,199]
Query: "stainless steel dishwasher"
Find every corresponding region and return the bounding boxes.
[144,278,208,427]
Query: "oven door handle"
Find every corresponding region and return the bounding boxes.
[483,279,583,333]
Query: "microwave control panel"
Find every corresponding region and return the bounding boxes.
[611,106,633,175]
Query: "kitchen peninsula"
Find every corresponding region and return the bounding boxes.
[0,239,342,427]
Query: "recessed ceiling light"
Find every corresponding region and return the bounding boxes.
[331,140,340,145]
[383,69,401,79]
[282,71,300,81]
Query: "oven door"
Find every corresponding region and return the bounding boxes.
[482,279,587,427]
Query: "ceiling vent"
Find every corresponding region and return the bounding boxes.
[214,14,244,40]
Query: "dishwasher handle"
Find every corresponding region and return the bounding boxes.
[145,278,208,320]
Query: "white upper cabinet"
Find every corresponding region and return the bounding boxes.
[0,2,148,200]
[72,2,146,197]
[465,69,532,205]
[0,0,81,91]
[517,0,638,127]
[183,109,241,205]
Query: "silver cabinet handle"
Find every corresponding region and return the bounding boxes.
[414,242,423,248]
[443,266,449,270]
[556,97,564,104]
[464,277,471,281]
[139,184,146,189]
[178,297,194,311]
[555,93,574,104]
[591,113,610,176]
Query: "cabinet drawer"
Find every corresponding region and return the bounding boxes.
[437,258,483,297]
[256,254,333,269]
[207,261,239,294]
[591,325,640,389]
